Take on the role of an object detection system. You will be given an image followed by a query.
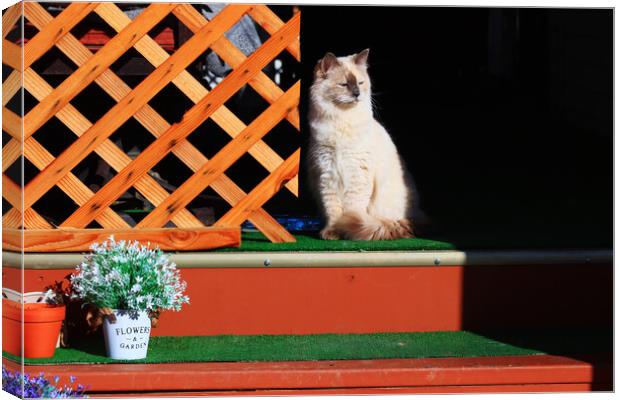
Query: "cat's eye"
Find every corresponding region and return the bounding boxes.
[358,81,365,84]
[338,83,347,87]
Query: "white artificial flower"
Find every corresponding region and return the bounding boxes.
[70,238,189,312]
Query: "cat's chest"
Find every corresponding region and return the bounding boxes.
[329,118,363,134]
[316,133,370,159]
[315,134,373,172]
[312,119,372,148]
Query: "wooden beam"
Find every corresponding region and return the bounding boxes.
[2,70,20,106]
[249,5,300,62]
[22,2,98,69]
[23,209,53,229]
[2,3,22,39]
[2,39,21,70]
[2,108,21,139]
[2,174,21,211]
[217,149,300,227]
[2,208,21,228]
[1,140,20,172]
[2,226,240,252]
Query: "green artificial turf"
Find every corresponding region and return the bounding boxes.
[5,329,611,365]
[213,230,611,253]
[217,231,457,252]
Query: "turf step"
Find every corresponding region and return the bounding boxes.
[5,330,612,365]
[214,231,611,252]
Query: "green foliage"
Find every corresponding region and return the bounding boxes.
[69,237,189,312]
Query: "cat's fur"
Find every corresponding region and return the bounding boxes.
[308,49,416,240]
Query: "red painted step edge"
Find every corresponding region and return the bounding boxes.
[3,354,611,393]
[89,384,608,397]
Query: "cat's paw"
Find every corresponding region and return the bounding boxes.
[398,219,415,238]
[320,226,340,240]
[383,219,414,240]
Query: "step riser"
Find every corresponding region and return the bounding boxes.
[4,262,612,335]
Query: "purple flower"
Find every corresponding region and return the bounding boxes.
[2,366,88,398]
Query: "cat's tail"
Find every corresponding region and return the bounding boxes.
[332,211,414,241]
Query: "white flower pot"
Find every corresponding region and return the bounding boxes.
[102,309,151,360]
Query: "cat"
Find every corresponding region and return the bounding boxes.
[308,49,418,241]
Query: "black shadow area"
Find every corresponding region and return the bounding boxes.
[300,5,613,390]
[299,6,612,250]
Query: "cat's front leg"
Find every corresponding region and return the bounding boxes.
[320,193,343,240]
[318,172,343,240]
[342,157,374,214]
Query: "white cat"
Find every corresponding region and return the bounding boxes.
[308,49,416,240]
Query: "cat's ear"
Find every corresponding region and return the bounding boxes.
[353,48,370,66]
[318,52,340,75]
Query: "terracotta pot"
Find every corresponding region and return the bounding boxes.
[2,299,66,358]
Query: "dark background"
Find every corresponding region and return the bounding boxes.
[297,6,613,248]
[6,6,612,248]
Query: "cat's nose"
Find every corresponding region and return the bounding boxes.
[352,87,360,97]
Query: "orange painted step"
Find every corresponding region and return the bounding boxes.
[87,384,609,397]
[3,354,612,394]
[5,263,612,335]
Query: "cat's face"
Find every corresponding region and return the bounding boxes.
[312,49,371,107]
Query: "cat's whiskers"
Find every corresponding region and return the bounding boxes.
[369,94,382,112]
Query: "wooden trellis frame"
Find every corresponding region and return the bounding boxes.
[2,2,301,252]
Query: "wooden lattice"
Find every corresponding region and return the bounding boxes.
[2,2,301,252]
